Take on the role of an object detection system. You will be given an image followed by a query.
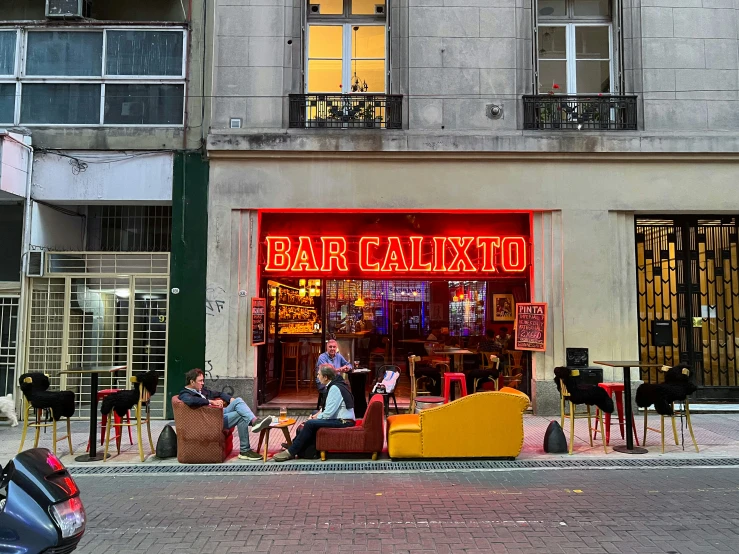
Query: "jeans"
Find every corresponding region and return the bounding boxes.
[223,398,256,453]
[288,418,355,457]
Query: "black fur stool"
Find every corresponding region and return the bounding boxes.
[554,367,614,455]
[18,372,76,456]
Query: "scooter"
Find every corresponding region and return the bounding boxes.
[0,448,86,554]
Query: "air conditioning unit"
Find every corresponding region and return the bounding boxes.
[46,0,92,19]
[27,251,44,277]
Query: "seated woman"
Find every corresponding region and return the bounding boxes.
[273,364,356,461]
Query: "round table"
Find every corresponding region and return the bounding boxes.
[256,418,296,462]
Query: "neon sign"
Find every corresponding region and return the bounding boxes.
[264,235,528,275]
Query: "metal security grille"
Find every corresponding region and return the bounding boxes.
[87,206,172,252]
[25,253,169,418]
[0,296,19,396]
[636,217,739,401]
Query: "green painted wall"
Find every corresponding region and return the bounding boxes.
[166,151,209,418]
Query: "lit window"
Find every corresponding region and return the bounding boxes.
[537,0,612,94]
[306,0,387,93]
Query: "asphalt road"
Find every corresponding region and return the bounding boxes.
[74,467,739,553]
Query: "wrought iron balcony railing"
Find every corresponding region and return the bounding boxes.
[289,94,403,129]
[523,94,638,131]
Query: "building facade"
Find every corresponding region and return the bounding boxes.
[205,0,739,414]
[0,0,209,419]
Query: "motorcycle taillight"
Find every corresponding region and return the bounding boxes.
[49,496,86,538]
[46,473,80,496]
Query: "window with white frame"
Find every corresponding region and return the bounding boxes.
[306,0,387,93]
[537,0,612,95]
[0,28,186,126]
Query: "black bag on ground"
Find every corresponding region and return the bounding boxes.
[543,420,568,453]
[156,424,177,459]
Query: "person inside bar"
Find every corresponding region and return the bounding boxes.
[314,337,352,408]
[273,364,355,461]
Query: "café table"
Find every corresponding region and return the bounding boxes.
[256,417,296,463]
[59,365,127,462]
[593,361,665,454]
[439,348,474,372]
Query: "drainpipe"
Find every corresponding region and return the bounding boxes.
[6,133,34,404]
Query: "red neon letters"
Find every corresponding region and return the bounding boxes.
[265,235,528,275]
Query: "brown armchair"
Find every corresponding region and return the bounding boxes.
[171,396,234,463]
[316,393,385,461]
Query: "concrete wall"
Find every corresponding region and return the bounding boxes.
[210,0,739,134]
[29,203,84,251]
[203,152,739,413]
[32,151,173,204]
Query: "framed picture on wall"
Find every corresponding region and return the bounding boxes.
[492,294,515,321]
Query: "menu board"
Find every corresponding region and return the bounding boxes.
[251,297,266,346]
[514,303,547,352]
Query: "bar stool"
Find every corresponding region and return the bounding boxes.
[280,342,300,393]
[87,388,133,452]
[103,372,158,462]
[592,382,639,446]
[643,400,699,453]
[18,373,75,457]
[442,373,467,403]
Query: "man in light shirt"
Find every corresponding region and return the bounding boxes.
[314,338,352,407]
[273,364,355,461]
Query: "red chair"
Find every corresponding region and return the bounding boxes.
[316,394,385,461]
[86,389,133,452]
[442,373,468,403]
[593,382,639,446]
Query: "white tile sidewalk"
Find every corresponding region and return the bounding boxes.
[3,411,739,467]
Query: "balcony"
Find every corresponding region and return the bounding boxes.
[289,94,403,130]
[523,95,638,131]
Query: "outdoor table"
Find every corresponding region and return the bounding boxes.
[349,368,370,418]
[257,417,296,462]
[593,361,664,454]
[59,365,126,462]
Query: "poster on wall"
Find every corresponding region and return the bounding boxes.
[492,294,515,321]
[514,302,547,352]
[251,297,266,346]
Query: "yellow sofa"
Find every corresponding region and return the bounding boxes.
[386,388,530,459]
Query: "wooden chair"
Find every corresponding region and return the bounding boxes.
[309,342,322,372]
[502,373,523,390]
[507,350,524,376]
[18,375,74,457]
[477,352,500,391]
[280,341,301,393]
[103,375,156,462]
[559,369,607,455]
[642,366,698,453]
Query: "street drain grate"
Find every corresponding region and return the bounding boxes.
[68,457,739,476]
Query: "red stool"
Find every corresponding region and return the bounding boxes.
[442,373,468,403]
[593,382,639,446]
[86,389,133,452]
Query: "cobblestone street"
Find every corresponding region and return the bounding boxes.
[75,467,739,554]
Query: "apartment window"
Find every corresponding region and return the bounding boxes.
[306,1,387,93]
[0,27,186,126]
[537,0,613,94]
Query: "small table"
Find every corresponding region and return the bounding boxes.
[60,365,126,462]
[440,348,474,372]
[256,417,296,462]
[593,361,665,455]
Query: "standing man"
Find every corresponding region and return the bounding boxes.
[273,364,355,461]
[314,338,352,407]
[178,368,272,461]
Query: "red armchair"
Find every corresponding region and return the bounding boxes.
[316,393,385,461]
[171,396,234,463]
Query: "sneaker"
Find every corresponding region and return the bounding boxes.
[272,450,293,462]
[251,416,274,433]
[238,450,262,461]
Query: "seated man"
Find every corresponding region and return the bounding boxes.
[178,368,272,461]
[273,364,355,461]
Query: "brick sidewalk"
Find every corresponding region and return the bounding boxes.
[2,413,739,466]
[73,467,739,553]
